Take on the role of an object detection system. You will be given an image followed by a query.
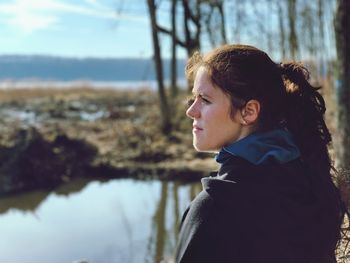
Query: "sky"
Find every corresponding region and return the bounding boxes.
[0,0,271,60]
[0,0,337,61]
[0,0,172,58]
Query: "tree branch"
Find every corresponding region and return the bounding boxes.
[156,25,186,47]
[182,0,200,27]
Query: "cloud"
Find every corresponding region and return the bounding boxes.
[0,1,56,34]
[10,11,59,34]
[0,0,147,34]
[83,0,98,6]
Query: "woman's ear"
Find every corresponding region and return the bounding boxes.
[240,100,260,125]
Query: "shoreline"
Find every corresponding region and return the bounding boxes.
[0,79,187,91]
[0,87,216,195]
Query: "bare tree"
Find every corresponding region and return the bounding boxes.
[202,0,227,48]
[182,0,201,56]
[155,0,203,93]
[300,2,316,57]
[318,0,325,53]
[334,0,350,170]
[233,0,246,43]
[147,0,172,134]
[266,0,274,53]
[171,0,178,97]
[217,0,227,45]
[250,0,272,53]
[156,0,201,57]
[317,0,326,76]
[277,1,287,59]
[288,0,299,59]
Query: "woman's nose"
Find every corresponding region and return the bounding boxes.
[186,101,200,119]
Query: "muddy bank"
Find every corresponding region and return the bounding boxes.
[0,88,217,195]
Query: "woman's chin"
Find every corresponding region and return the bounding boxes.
[193,142,205,152]
[193,143,217,153]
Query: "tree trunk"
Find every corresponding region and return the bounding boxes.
[288,0,298,59]
[171,0,178,97]
[334,0,350,170]
[277,1,286,59]
[147,0,172,134]
[182,0,201,57]
[203,0,227,47]
[182,0,201,92]
[233,0,243,43]
[218,1,227,45]
[318,0,326,77]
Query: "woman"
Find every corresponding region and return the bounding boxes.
[175,44,346,263]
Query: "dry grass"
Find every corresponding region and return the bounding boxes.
[0,86,154,102]
[0,85,212,170]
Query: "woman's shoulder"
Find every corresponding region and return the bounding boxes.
[204,156,315,204]
[217,155,308,183]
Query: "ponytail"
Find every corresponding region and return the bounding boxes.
[280,62,348,254]
[278,62,332,170]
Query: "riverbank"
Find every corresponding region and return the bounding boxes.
[0,85,348,261]
[0,87,218,195]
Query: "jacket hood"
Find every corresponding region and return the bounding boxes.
[215,129,300,165]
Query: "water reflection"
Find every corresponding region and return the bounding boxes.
[173,182,180,243]
[155,182,168,262]
[0,178,202,263]
[0,178,91,214]
[0,190,49,214]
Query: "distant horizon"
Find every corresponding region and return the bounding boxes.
[0,55,187,82]
[0,53,187,60]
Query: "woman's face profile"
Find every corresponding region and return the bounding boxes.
[186,67,245,152]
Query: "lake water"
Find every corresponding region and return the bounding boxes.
[0,79,187,91]
[0,178,202,263]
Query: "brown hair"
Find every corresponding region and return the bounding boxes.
[186,44,347,253]
[186,44,328,167]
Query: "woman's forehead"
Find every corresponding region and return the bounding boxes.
[192,67,225,98]
[193,68,212,92]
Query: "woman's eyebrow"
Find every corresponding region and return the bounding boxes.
[192,91,212,99]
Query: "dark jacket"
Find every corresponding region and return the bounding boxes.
[175,155,340,263]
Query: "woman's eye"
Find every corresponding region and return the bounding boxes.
[201,97,211,104]
[186,96,210,106]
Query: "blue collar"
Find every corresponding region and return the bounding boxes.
[215,129,301,165]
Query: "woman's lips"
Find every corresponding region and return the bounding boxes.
[193,125,203,132]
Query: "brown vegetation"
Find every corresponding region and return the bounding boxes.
[0,86,217,195]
